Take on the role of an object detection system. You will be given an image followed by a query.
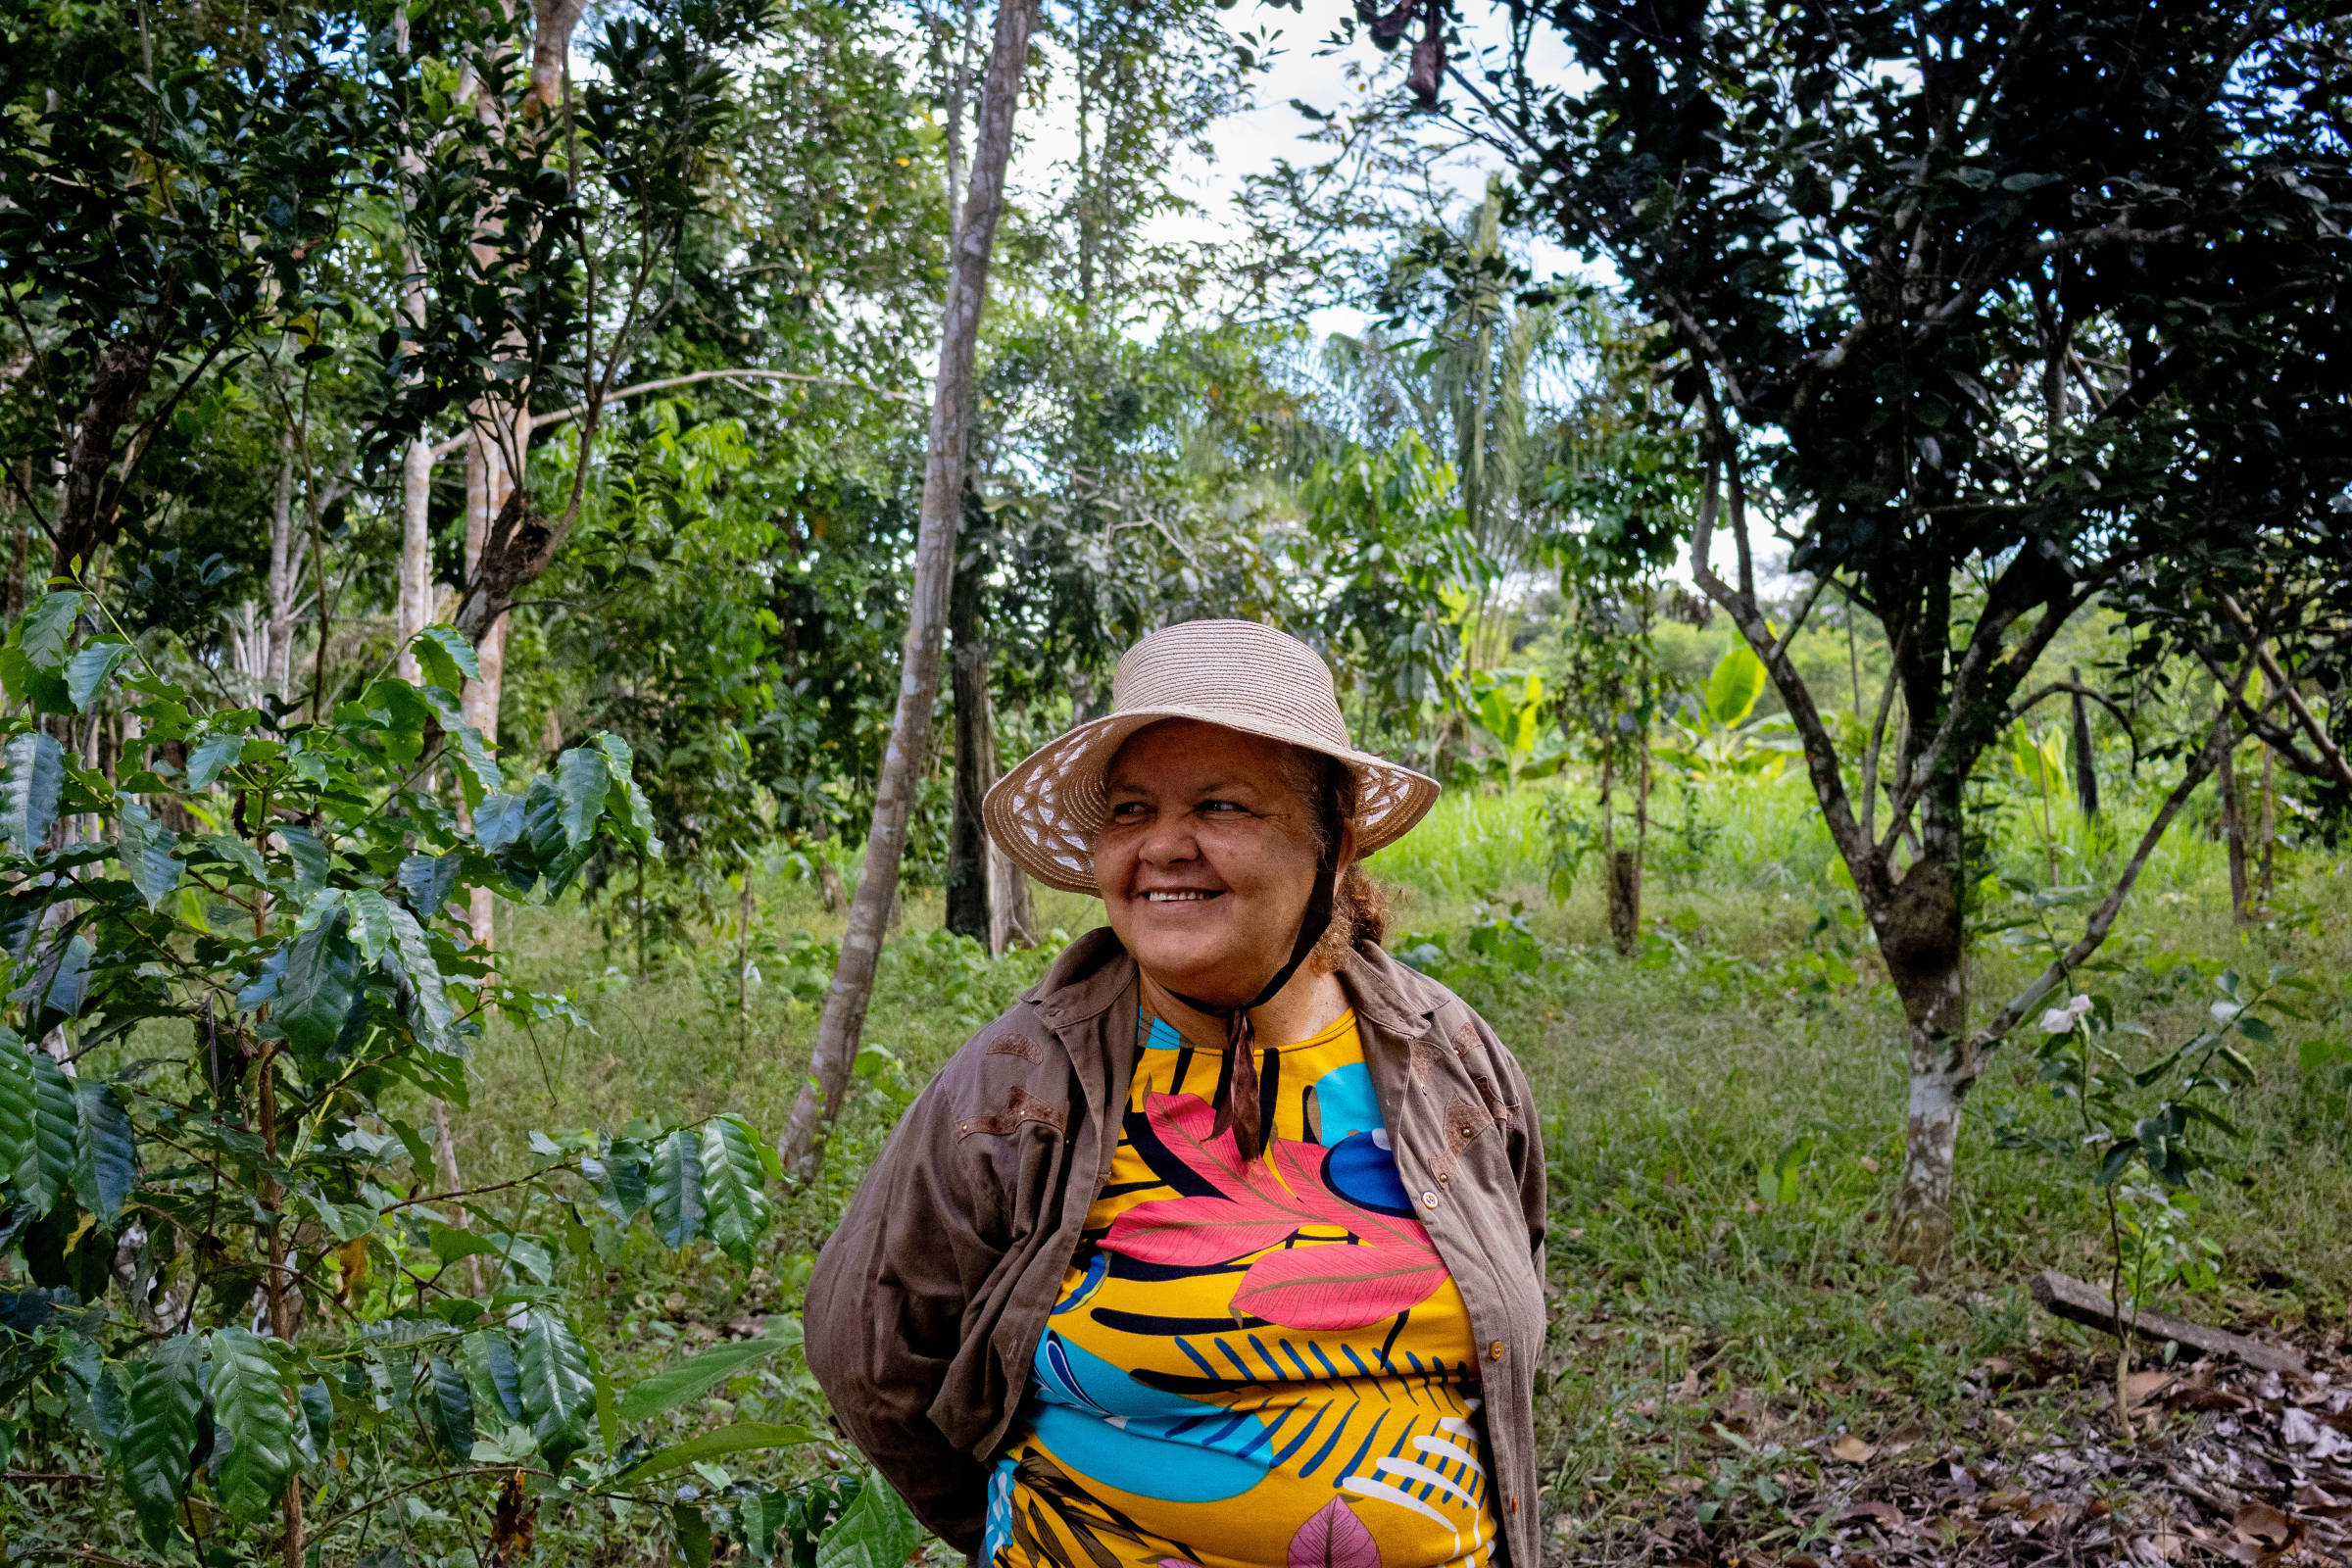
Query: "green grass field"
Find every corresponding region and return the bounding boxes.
[445,767,2352,1560]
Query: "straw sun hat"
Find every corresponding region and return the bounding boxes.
[982,619,1442,896]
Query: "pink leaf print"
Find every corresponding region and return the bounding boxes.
[1101,1196,1296,1266]
[1289,1496,1382,1568]
[1235,1239,1448,1331]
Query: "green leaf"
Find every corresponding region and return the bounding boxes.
[345,887,397,963]
[616,1336,789,1426]
[648,1127,705,1249]
[119,1335,205,1550]
[554,747,610,850]
[445,721,504,805]
[0,1029,34,1176]
[412,625,481,693]
[278,827,329,893]
[183,732,246,791]
[1,732,65,855]
[275,906,360,1055]
[739,1491,797,1566]
[515,1310,595,1468]
[208,1327,296,1524]
[619,1421,823,1480]
[701,1116,772,1268]
[397,852,462,917]
[2233,1014,2277,1046]
[66,640,132,711]
[116,800,182,909]
[384,903,456,1052]
[466,1329,525,1421]
[17,1047,78,1211]
[673,1503,714,1568]
[473,791,526,853]
[13,592,81,672]
[814,1472,921,1568]
[422,1355,475,1460]
[1703,643,1766,728]
[73,1079,136,1220]
[582,1139,649,1224]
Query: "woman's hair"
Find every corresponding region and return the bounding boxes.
[1276,746,1389,966]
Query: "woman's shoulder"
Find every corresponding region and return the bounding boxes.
[1346,940,1527,1070]
[923,926,1136,1104]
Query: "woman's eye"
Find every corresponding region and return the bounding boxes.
[1199,800,1245,814]
[1108,802,1150,821]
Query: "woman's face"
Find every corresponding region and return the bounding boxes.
[1096,720,1323,1008]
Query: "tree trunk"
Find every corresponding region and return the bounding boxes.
[1882,784,1971,1265]
[780,0,1036,1179]
[462,415,522,951]
[397,437,435,681]
[266,428,299,698]
[2070,670,2099,820]
[1605,850,1640,956]
[2257,744,2277,906]
[2218,742,2249,925]
[945,543,992,943]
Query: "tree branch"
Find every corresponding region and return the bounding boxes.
[2217,593,2352,789]
[1968,674,2250,1054]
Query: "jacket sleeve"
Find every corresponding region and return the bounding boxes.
[803,1064,1005,1550]
[1495,1034,1546,1280]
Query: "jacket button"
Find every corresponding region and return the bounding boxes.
[1489,1340,1505,1360]
[1420,1190,1439,1209]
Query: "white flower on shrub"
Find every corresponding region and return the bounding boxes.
[2038,993,2094,1034]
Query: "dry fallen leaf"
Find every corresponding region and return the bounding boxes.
[1830,1433,1877,1463]
[1839,1499,1905,1533]
[2127,1369,2175,1407]
[1858,1154,1881,1172]
[1987,1409,2019,1433]
[2231,1501,2294,1547]
[1883,1417,1928,1453]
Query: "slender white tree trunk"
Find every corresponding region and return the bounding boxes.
[461,412,521,951]
[780,0,1037,1178]
[397,436,434,681]
[266,431,299,698]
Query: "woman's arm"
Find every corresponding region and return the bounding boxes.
[803,1074,1004,1548]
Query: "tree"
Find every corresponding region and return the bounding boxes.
[1440,0,2352,1257]
[780,0,1039,1179]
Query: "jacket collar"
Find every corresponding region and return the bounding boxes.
[1027,926,1442,1043]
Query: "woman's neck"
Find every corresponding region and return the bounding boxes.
[1141,964,1349,1052]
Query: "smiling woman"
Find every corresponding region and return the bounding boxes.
[806,621,1550,1568]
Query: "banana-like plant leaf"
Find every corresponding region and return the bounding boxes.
[615,1335,789,1425]
[0,732,64,856]
[119,1335,205,1550]
[516,1310,595,1467]
[1704,644,1766,729]
[208,1327,296,1524]
[648,1127,705,1249]
[700,1115,772,1268]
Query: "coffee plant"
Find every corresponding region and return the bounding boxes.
[0,593,915,1564]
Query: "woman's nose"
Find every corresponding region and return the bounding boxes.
[1136,814,1199,865]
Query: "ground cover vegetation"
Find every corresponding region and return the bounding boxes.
[0,0,2347,1561]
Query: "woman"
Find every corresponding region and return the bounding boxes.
[807,620,1546,1568]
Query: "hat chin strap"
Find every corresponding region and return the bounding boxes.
[1166,858,1337,1164]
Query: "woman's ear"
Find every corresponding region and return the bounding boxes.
[1334,816,1359,870]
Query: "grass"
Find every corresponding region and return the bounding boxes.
[436,766,2352,1560]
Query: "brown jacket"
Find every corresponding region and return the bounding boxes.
[804,928,1548,1564]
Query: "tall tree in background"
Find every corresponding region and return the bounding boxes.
[781,0,1039,1178]
[1444,0,2352,1258]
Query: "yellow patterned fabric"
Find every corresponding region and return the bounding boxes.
[987,1007,1497,1568]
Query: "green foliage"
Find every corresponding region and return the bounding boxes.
[0,601,806,1557]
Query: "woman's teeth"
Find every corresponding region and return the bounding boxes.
[1143,890,1219,902]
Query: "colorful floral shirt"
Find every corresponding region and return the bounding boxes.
[986,1006,1498,1568]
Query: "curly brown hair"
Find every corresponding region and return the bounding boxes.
[1275,746,1390,968]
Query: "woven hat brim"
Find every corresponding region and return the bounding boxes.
[982,707,1442,897]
